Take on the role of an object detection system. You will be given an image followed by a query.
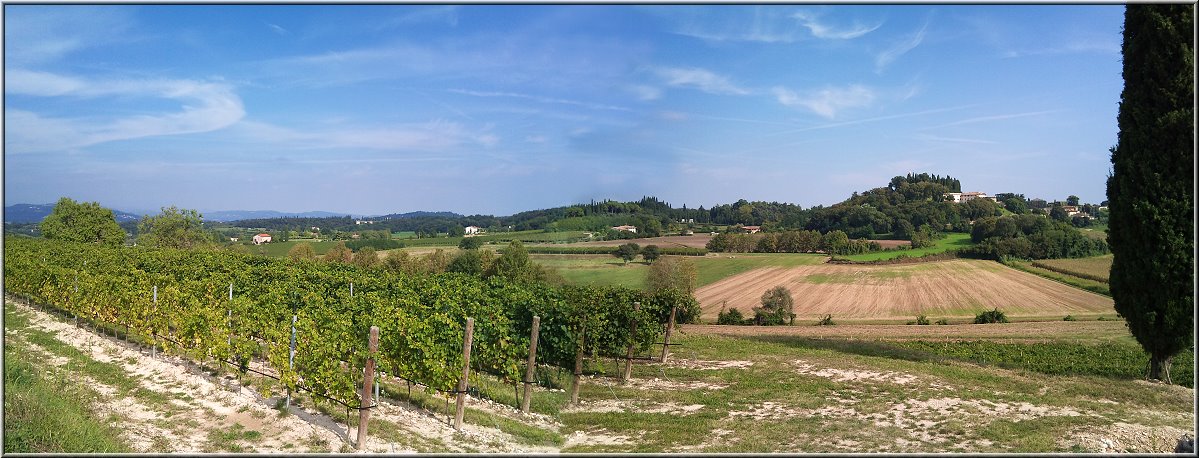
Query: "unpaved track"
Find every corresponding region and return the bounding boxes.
[694,259,1114,321]
[3,297,559,453]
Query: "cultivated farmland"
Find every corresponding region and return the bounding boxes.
[694,259,1114,322]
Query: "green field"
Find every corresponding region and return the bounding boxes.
[247,240,339,257]
[1033,254,1112,282]
[840,232,975,262]
[532,253,828,289]
[1006,260,1111,297]
[397,230,592,248]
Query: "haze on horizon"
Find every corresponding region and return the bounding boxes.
[4,4,1123,216]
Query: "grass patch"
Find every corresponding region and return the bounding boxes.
[841,232,975,262]
[3,329,132,453]
[203,423,262,452]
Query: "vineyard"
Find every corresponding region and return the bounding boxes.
[2,238,697,429]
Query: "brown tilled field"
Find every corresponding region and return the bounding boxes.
[694,259,1114,322]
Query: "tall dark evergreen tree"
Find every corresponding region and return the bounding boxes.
[1107,4,1194,383]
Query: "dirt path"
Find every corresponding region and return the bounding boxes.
[679,320,1133,341]
[3,297,559,453]
[694,259,1114,321]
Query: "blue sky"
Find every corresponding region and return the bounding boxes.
[4,4,1125,216]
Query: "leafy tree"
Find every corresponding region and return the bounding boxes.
[641,245,661,263]
[1108,4,1194,382]
[1002,197,1028,214]
[821,230,849,255]
[448,226,466,237]
[288,242,316,261]
[754,286,795,325]
[324,241,353,263]
[614,243,641,265]
[352,246,380,268]
[39,197,126,246]
[646,256,698,295]
[1066,195,1080,206]
[1049,205,1069,222]
[458,237,484,250]
[137,206,213,249]
[448,249,486,275]
[960,198,1001,220]
[489,241,536,281]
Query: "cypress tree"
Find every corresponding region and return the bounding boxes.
[1107,4,1194,383]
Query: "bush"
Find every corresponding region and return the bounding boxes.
[935,318,949,325]
[974,308,1009,324]
[717,307,747,325]
[1063,315,1077,321]
[908,315,931,325]
[816,314,835,326]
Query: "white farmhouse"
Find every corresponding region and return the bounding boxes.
[252,233,272,245]
[611,225,638,234]
[464,226,482,235]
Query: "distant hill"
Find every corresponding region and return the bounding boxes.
[200,210,349,222]
[4,203,143,224]
[378,211,463,220]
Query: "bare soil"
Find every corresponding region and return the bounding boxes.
[693,259,1113,321]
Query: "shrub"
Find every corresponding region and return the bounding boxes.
[816,314,835,326]
[1063,315,1077,321]
[717,307,747,325]
[974,308,1009,324]
[935,318,949,325]
[913,315,931,325]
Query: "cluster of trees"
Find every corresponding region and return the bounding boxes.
[705,230,882,255]
[964,214,1109,260]
[804,174,985,238]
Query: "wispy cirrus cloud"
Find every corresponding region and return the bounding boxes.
[875,20,929,72]
[266,23,289,36]
[5,69,245,153]
[230,118,494,153]
[653,67,750,95]
[792,11,882,40]
[447,89,632,112]
[925,109,1062,129]
[1001,40,1119,58]
[773,84,876,119]
[668,7,879,43]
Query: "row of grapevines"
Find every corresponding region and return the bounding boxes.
[3,238,698,407]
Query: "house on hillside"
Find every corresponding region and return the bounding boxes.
[611,225,638,234]
[741,225,762,234]
[945,192,998,203]
[355,220,375,225]
[464,226,482,236]
[252,233,272,245]
[230,237,239,242]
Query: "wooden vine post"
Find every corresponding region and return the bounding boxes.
[622,302,641,384]
[521,315,541,414]
[569,327,585,405]
[286,314,297,408]
[454,318,474,430]
[660,305,677,363]
[151,285,158,357]
[357,326,379,450]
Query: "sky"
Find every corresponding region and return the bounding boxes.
[4,4,1126,216]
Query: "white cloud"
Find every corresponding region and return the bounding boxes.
[653,67,749,95]
[629,85,662,101]
[3,6,135,66]
[773,85,875,119]
[927,110,1062,129]
[792,11,881,40]
[5,70,245,153]
[876,21,929,72]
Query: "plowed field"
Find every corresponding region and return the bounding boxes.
[694,259,1114,322]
